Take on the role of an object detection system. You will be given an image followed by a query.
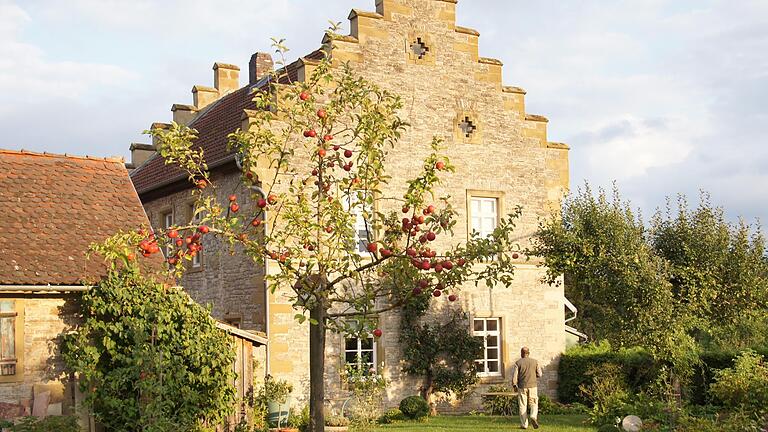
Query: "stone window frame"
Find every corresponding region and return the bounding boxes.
[466,190,505,241]
[0,299,24,383]
[343,191,379,257]
[472,316,504,379]
[340,318,384,374]
[454,111,482,144]
[406,33,436,65]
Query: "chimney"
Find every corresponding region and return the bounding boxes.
[150,122,171,147]
[172,104,197,126]
[249,52,274,85]
[129,143,156,169]
[192,85,219,110]
[213,62,240,94]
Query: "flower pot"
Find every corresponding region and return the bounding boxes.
[267,398,291,428]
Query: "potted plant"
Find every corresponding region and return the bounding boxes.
[263,376,294,429]
[325,414,350,431]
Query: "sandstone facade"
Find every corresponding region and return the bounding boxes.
[136,0,571,413]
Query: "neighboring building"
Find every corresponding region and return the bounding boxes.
[0,149,264,427]
[129,0,575,412]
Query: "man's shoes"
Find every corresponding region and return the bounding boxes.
[531,418,539,429]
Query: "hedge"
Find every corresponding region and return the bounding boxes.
[558,343,768,405]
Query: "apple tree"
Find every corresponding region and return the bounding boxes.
[142,35,522,432]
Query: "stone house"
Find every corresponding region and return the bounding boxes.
[129,0,576,412]
[0,149,265,428]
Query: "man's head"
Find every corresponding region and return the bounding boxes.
[521,347,530,358]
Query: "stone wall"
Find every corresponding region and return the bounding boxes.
[0,295,78,411]
[142,168,268,333]
[139,0,570,412]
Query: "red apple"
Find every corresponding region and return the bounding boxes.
[448,294,457,302]
[457,258,467,267]
[402,205,410,213]
[406,248,417,257]
[324,134,334,142]
[325,226,333,233]
[421,260,431,271]
[435,161,445,170]
[366,242,378,253]
[317,109,327,119]
[318,148,327,158]
[126,252,135,261]
[268,194,278,205]
[175,239,184,247]
[251,218,262,227]
[418,279,430,289]
[433,289,442,297]
[443,260,453,270]
[257,198,267,208]
[344,149,353,158]
[512,252,520,259]
[434,263,443,273]
[380,248,392,257]
[372,328,383,338]
[198,225,210,234]
[167,229,179,239]
[412,287,423,295]
[426,231,436,241]
[299,91,310,101]
[196,179,208,189]
[228,194,237,202]
[230,203,240,213]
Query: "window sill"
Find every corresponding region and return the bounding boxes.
[477,375,506,385]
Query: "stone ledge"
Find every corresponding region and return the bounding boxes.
[323,33,359,44]
[502,86,527,95]
[436,0,458,3]
[192,85,217,93]
[547,142,570,150]
[455,26,480,36]
[129,143,155,151]
[213,62,240,71]
[300,57,322,66]
[479,57,503,66]
[525,114,549,123]
[171,103,197,112]
[348,9,384,20]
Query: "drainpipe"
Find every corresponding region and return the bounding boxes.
[564,296,578,324]
[251,184,270,376]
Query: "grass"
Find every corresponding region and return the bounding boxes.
[375,414,596,431]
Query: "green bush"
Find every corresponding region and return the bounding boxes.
[596,424,617,432]
[481,385,517,416]
[676,409,762,432]
[558,342,659,405]
[538,394,587,415]
[709,350,768,417]
[378,408,405,424]
[1,416,81,432]
[398,396,430,420]
[580,363,633,426]
[325,415,350,427]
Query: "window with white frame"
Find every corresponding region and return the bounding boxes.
[470,197,498,238]
[162,211,174,258]
[345,194,373,254]
[0,301,18,377]
[473,317,502,377]
[190,205,202,268]
[344,321,377,371]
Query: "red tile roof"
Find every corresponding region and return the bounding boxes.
[0,150,155,286]
[131,50,326,196]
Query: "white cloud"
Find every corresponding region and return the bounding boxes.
[0,1,137,105]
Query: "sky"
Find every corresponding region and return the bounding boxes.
[1,0,767,224]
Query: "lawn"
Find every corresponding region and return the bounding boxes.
[375,414,595,431]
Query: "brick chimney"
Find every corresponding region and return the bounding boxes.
[249,52,274,85]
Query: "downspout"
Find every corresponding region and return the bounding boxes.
[251,184,270,375]
[564,296,578,324]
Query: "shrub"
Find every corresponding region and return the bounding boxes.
[325,415,350,427]
[1,416,81,432]
[676,410,762,432]
[596,424,617,432]
[709,350,768,417]
[580,363,632,426]
[537,395,587,415]
[481,385,517,416]
[378,408,405,424]
[399,396,430,420]
[558,342,659,405]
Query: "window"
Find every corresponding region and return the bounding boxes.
[345,333,377,371]
[345,194,373,254]
[162,211,174,258]
[344,320,377,371]
[0,301,18,377]
[470,197,498,238]
[473,318,502,377]
[190,205,202,268]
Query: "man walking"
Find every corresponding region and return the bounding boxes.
[512,347,543,429]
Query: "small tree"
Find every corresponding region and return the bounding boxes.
[62,233,237,432]
[399,285,484,415]
[141,34,522,432]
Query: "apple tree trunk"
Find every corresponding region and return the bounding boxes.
[308,297,327,432]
